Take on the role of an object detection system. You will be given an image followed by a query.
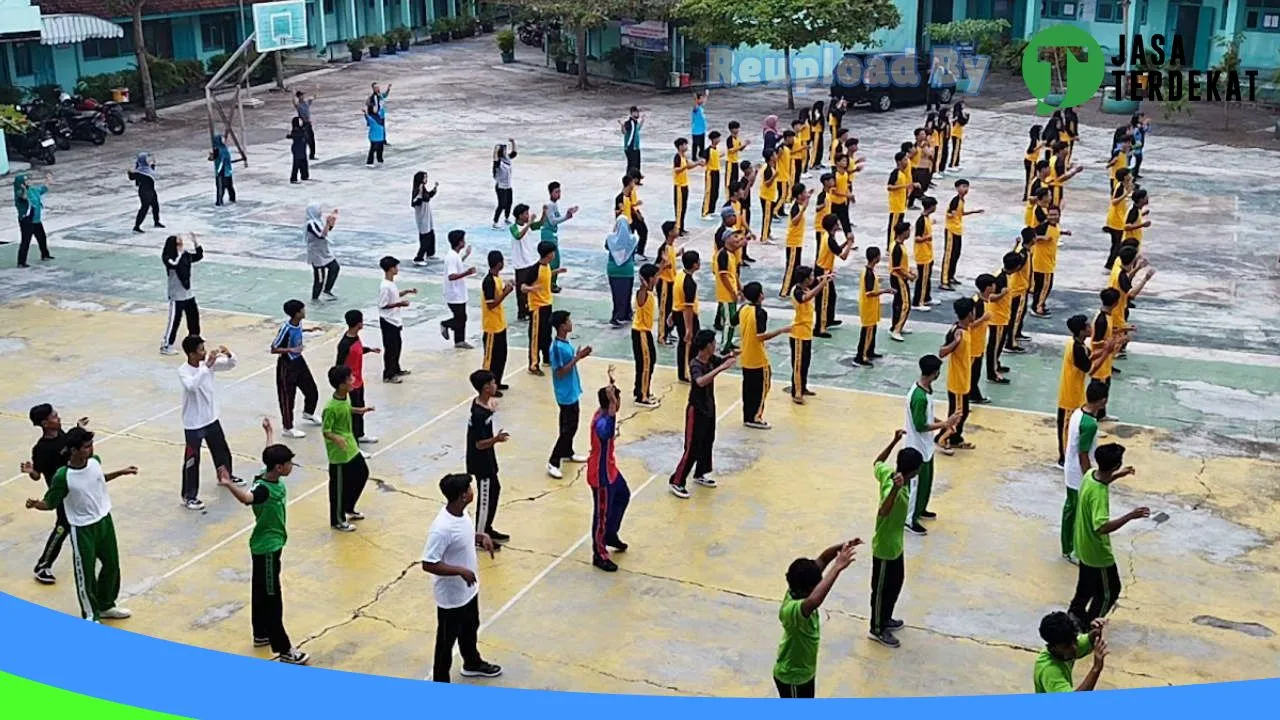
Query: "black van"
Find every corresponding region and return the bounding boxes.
[829,52,955,113]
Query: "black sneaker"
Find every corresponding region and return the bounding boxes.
[868,630,901,648]
[33,567,55,585]
[593,557,619,572]
[478,540,502,552]
[886,618,905,629]
[487,529,510,543]
[920,510,937,519]
[278,648,310,665]
[460,662,503,678]
[852,358,873,368]
[606,538,628,552]
[497,383,510,390]
[828,319,844,327]
[906,522,928,535]
[802,389,816,397]
[814,332,833,339]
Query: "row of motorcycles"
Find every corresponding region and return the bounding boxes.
[5,92,127,166]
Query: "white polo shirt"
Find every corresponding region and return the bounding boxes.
[379,279,402,326]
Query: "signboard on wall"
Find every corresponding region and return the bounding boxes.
[620,20,668,52]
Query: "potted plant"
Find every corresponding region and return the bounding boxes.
[347,36,366,61]
[367,35,383,58]
[497,29,516,64]
[392,27,411,51]
[384,31,398,55]
[428,19,444,42]
[551,39,570,73]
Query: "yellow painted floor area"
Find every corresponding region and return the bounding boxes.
[2,300,1278,697]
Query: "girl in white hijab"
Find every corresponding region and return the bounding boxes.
[305,202,340,300]
[605,202,636,326]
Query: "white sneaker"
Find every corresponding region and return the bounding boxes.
[492,222,503,230]
[694,475,717,488]
[160,346,179,356]
[100,607,132,620]
[912,305,931,312]
[569,454,588,463]
[182,498,206,511]
[301,413,322,426]
[357,435,379,444]
[361,450,372,459]
[283,428,306,439]
[890,332,905,342]
[903,328,914,335]
[547,463,563,479]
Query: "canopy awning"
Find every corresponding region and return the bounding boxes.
[41,13,125,46]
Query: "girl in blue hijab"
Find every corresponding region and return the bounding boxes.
[15,172,53,267]
[209,135,236,205]
[127,152,163,233]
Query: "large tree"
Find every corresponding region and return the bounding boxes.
[518,0,673,89]
[108,0,158,121]
[675,0,900,109]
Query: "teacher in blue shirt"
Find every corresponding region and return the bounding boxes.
[690,91,709,161]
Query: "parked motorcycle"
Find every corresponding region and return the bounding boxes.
[60,108,107,145]
[19,99,72,151]
[64,93,125,135]
[4,124,57,165]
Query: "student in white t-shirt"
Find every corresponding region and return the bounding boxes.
[378,256,416,382]
[421,473,502,682]
[26,427,139,622]
[1062,379,1107,564]
[178,335,239,512]
[441,229,476,350]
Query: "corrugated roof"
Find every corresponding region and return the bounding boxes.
[36,0,245,20]
[40,13,126,46]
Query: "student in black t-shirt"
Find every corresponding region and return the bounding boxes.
[467,370,510,547]
[669,330,738,499]
[21,404,88,585]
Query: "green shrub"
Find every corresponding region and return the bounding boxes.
[0,84,26,105]
[75,73,118,102]
[368,33,386,49]
[175,58,207,87]
[496,29,515,53]
[347,36,365,52]
[928,19,1010,46]
[649,54,671,88]
[206,52,231,74]
[0,104,33,133]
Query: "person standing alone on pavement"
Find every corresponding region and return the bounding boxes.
[160,233,203,356]
[377,257,415,381]
[292,90,316,159]
[412,171,439,264]
[286,117,310,184]
[305,203,340,301]
[547,311,590,479]
[127,152,164,233]
[441,230,476,350]
[422,473,503,682]
[210,135,236,205]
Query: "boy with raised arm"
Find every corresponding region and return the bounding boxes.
[773,538,862,698]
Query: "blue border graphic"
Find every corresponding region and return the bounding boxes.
[0,592,1276,716]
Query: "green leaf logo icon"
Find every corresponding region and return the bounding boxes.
[1021,26,1106,116]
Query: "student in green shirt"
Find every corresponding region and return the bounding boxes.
[323,365,374,532]
[868,430,923,648]
[217,419,309,665]
[1068,443,1149,624]
[773,538,861,698]
[1035,611,1108,692]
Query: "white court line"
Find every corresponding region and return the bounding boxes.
[0,334,341,489]
[458,399,743,662]
[127,365,526,595]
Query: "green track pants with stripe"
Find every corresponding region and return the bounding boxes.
[68,514,121,622]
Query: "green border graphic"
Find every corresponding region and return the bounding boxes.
[0,672,188,719]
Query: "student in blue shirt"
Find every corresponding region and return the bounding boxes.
[690,91,709,161]
[546,310,592,479]
[365,107,386,166]
[209,135,236,206]
[15,172,53,268]
[271,299,322,439]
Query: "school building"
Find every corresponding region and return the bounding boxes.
[0,0,479,92]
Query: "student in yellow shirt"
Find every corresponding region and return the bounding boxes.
[940,179,983,290]
[909,129,931,208]
[656,221,680,345]
[1004,229,1037,353]
[1091,289,1128,421]
[984,256,1014,385]
[808,101,826,170]
[792,116,809,178]
[481,249,515,389]
[758,149,781,243]
[632,262,661,407]
[714,231,744,354]
[1106,140,1130,195]
[1103,168,1132,271]
[911,197,938,311]
[738,281,791,430]
[776,131,796,206]
[812,173,834,259]
[937,296,976,450]
[948,102,968,169]
[1022,124,1045,202]
[1031,209,1069,317]
[672,249,702,382]
[519,240,567,375]
[886,151,916,248]
[814,213,856,337]
[928,114,947,176]
[888,221,915,343]
[853,247,892,367]
[701,131,725,218]
[827,98,847,165]
[1122,189,1150,252]
[725,121,750,194]
[672,137,704,236]
[788,266,835,404]
[778,182,811,298]
[968,276,994,407]
[1057,313,1116,466]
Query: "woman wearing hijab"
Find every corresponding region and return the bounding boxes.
[605,197,637,327]
[412,171,439,264]
[762,115,780,157]
[127,152,164,233]
[160,233,204,355]
[287,117,310,183]
[209,135,236,205]
[491,139,517,228]
[14,172,53,268]
[305,203,341,301]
